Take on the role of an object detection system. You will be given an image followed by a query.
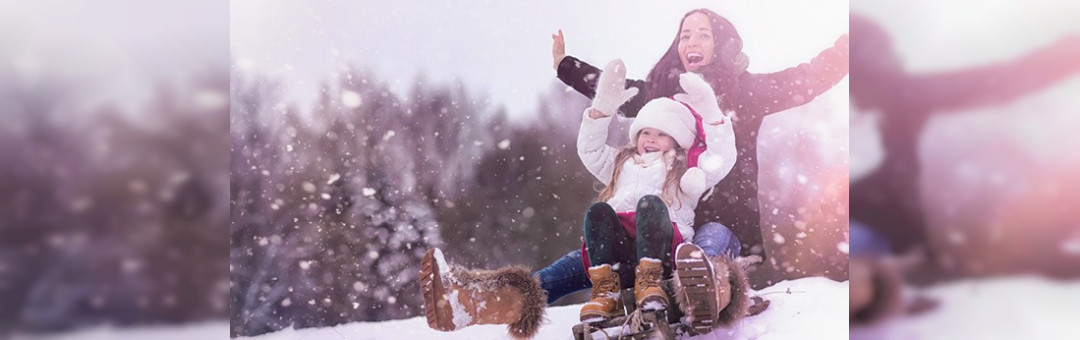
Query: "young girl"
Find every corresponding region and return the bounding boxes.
[575,59,736,321]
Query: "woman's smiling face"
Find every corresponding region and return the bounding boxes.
[678,12,716,72]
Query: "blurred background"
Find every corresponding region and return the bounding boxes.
[230,0,848,337]
[850,0,1080,338]
[0,0,229,338]
[5,0,1075,339]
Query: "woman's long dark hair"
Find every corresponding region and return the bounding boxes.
[644,8,748,112]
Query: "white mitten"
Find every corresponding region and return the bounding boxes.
[680,166,708,199]
[676,72,727,125]
[589,59,639,117]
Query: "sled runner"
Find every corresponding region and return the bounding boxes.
[573,243,770,339]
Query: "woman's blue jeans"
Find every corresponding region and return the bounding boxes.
[534,222,741,304]
[693,222,742,259]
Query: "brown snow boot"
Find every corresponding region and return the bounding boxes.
[635,257,669,311]
[579,264,621,322]
[674,244,751,334]
[419,248,546,339]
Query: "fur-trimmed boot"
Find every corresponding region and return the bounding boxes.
[635,257,669,311]
[673,243,751,334]
[579,264,621,322]
[419,248,546,339]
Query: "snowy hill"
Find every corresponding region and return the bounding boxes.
[239,277,849,340]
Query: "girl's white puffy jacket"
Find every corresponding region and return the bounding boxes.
[577,110,737,241]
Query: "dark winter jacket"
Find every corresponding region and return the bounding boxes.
[557,40,848,256]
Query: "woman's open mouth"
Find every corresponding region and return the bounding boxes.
[686,52,705,66]
[644,147,659,153]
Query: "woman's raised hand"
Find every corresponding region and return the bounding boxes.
[590,59,639,118]
[552,29,566,71]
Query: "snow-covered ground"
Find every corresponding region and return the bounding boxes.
[16,276,1077,339]
[11,321,230,340]
[239,277,849,340]
[852,276,1080,340]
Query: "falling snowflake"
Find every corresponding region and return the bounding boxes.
[497,139,511,150]
[341,90,362,108]
[327,173,342,185]
[353,281,367,292]
[362,188,376,197]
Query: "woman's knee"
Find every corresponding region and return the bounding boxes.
[697,222,735,238]
[694,222,741,257]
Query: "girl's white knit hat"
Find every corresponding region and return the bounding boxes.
[629,98,697,149]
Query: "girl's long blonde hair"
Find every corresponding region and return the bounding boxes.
[597,145,690,210]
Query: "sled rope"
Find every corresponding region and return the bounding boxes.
[585,322,614,340]
[619,309,645,339]
[758,289,807,297]
[582,308,647,340]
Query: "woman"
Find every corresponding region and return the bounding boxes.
[539,10,849,309]
[552,8,848,262]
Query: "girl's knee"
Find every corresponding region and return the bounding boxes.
[636,195,667,213]
[587,202,615,216]
[638,195,663,206]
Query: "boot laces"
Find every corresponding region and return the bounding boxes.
[591,272,619,300]
[637,265,662,289]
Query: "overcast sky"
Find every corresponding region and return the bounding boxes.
[230,0,848,117]
[0,0,227,113]
[3,0,1076,118]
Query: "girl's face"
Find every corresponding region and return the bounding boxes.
[636,128,678,154]
[677,12,716,72]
